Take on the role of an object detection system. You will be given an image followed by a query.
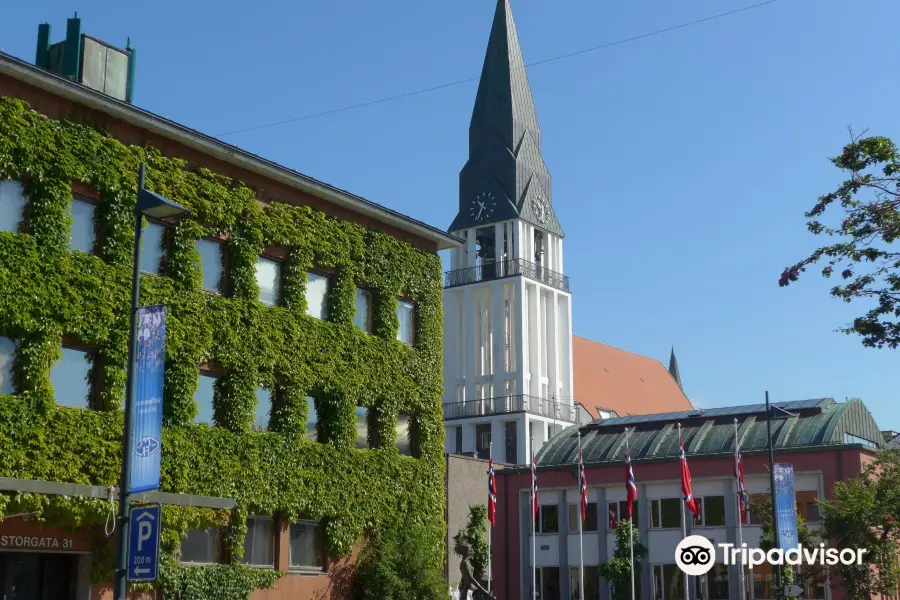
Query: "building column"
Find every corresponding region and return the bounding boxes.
[466,227,477,268]
[528,284,541,400]
[464,287,476,403]
[493,282,507,397]
[515,278,526,396]
[548,290,559,402]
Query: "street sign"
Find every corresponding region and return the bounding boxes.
[129,306,166,493]
[127,505,161,581]
[773,463,799,551]
[783,583,805,597]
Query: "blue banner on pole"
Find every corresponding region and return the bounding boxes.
[129,305,166,494]
[773,463,799,551]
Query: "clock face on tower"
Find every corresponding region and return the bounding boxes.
[469,192,497,223]
[532,196,549,225]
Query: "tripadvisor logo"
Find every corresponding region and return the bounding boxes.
[675,535,868,575]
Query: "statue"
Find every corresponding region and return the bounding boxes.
[455,543,494,600]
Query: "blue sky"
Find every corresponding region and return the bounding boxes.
[3,0,897,429]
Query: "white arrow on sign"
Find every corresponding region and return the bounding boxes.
[783,584,805,597]
[133,566,152,577]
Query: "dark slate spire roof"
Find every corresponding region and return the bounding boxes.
[450,0,564,236]
[668,346,683,390]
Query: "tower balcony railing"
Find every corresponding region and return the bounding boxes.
[443,394,577,422]
[443,258,570,292]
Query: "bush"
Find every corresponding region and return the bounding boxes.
[353,519,446,600]
[452,504,489,581]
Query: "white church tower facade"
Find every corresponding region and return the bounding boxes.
[443,0,580,466]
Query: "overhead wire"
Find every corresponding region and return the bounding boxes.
[215,0,783,137]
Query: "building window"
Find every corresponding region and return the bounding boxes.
[255,387,272,431]
[650,498,682,529]
[256,257,282,306]
[305,272,330,320]
[397,413,419,456]
[139,222,166,275]
[194,372,218,425]
[843,432,877,449]
[455,426,463,454]
[289,521,324,569]
[796,491,821,523]
[570,565,600,600]
[537,505,558,534]
[652,564,685,600]
[180,528,221,564]
[69,198,96,253]
[0,336,16,395]
[354,288,372,332]
[355,406,370,449]
[241,517,274,567]
[305,396,318,441]
[611,501,639,529]
[569,503,598,532]
[196,239,224,293]
[50,346,94,408]
[705,563,729,600]
[396,299,414,345]
[476,424,491,460]
[534,566,560,600]
[0,180,27,233]
[694,496,726,527]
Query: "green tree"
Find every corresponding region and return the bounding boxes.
[353,518,446,600]
[599,519,647,600]
[779,132,900,348]
[453,504,489,581]
[819,449,900,600]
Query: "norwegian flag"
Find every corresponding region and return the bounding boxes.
[488,456,497,526]
[734,435,748,524]
[679,432,701,517]
[608,502,618,529]
[625,447,638,520]
[531,454,539,520]
[578,445,588,521]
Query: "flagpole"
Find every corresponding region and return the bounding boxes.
[532,435,537,600]
[578,431,585,600]
[626,427,635,600]
[678,423,690,600]
[488,441,492,594]
[734,419,746,600]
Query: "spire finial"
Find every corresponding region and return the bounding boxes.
[668,346,683,390]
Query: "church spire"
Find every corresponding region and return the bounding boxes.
[668,346,683,390]
[450,0,563,236]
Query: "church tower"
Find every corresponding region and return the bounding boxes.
[443,0,575,465]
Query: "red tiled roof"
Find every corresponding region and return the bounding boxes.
[572,336,693,419]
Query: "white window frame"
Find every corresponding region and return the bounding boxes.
[196,238,225,294]
[396,298,415,345]
[693,495,727,527]
[0,180,28,233]
[354,288,372,333]
[305,271,331,320]
[69,197,97,253]
[139,221,166,275]
[536,504,559,535]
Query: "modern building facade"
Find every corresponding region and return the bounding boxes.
[0,16,458,600]
[490,398,885,600]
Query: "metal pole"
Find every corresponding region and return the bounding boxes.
[488,441,492,594]
[679,423,690,600]
[626,428,635,600]
[734,418,746,600]
[578,431,585,600]
[114,162,146,600]
[532,435,537,600]
[766,391,782,600]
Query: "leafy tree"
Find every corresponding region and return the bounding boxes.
[599,519,648,600]
[819,449,900,600]
[353,518,446,600]
[452,504,489,581]
[779,132,900,348]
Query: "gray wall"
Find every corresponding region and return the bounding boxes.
[446,453,504,586]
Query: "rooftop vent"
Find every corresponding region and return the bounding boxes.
[34,13,136,104]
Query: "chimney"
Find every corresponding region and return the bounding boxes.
[34,14,136,104]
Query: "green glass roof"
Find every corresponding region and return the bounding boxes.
[537,398,883,467]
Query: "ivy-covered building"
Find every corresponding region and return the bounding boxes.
[0,16,459,600]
